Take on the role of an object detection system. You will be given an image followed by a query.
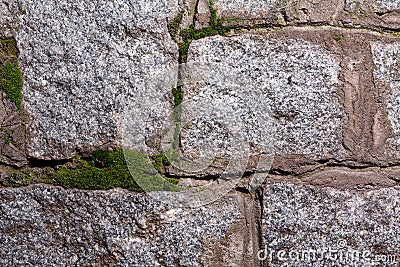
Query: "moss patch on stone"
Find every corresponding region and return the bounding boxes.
[0,39,23,110]
[168,10,184,42]
[1,167,57,188]
[172,86,183,107]
[150,153,171,174]
[1,150,181,192]
[171,0,232,63]
[333,34,343,42]
[56,150,180,192]
[0,62,23,109]
[4,135,11,145]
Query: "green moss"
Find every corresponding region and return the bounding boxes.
[56,151,139,191]
[2,167,56,188]
[333,34,343,42]
[150,153,171,173]
[170,85,183,163]
[209,0,218,27]
[55,150,180,192]
[0,61,23,109]
[172,86,183,107]
[168,10,184,42]
[177,0,232,62]
[166,178,179,185]
[167,0,233,62]
[224,17,239,23]
[4,135,11,145]
[393,32,400,38]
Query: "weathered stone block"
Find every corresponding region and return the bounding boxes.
[0,185,257,266]
[175,34,344,177]
[7,0,179,160]
[372,41,400,160]
[213,0,281,19]
[212,0,400,30]
[346,0,400,13]
[261,182,400,266]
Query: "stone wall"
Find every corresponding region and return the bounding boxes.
[0,0,399,266]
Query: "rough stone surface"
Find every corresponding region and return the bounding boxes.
[346,0,400,13]
[5,0,179,160]
[178,0,199,29]
[0,185,257,266]
[0,92,26,167]
[372,41,400,160]
[175,33,344,177]
[262,182,400,266]
[267,166,400,189]
[213,0,400,30]
[195,0,211,28]
[0,39,27,167]
[0,0,23,39]
[213,0,281,19]
[1,0,400,265]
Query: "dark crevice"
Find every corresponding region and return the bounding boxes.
[269,168,294,176]
[27,157,72,168]
[281,10,289,23]
[255,187,265,267]
[375,11,392,17]
[235,186,250,194]
[193,0,201,25]
[300,7,309,15]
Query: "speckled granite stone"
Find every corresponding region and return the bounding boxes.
[3,0,179,160]
[181,34,343,166]
[346,0,400,13]
[213,0,400,30]
[0,185,253,267]
[213,0,280,19]
[261,182,400,266]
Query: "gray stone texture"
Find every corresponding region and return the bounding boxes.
[262,182,400,266]
[1,0,400,265]
[0,92,26,167]
[213,0,400,30]
[175,33,344,178]
[4,0,179,160]
[0,0,22,39]
[346,0,400,13]
[0,185,258,267]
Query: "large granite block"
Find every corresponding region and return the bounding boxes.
[261,182,400,266]
[212,0,400,30]
[0,185,257,266]
[3,0,179,160]
[174,33,344,177]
